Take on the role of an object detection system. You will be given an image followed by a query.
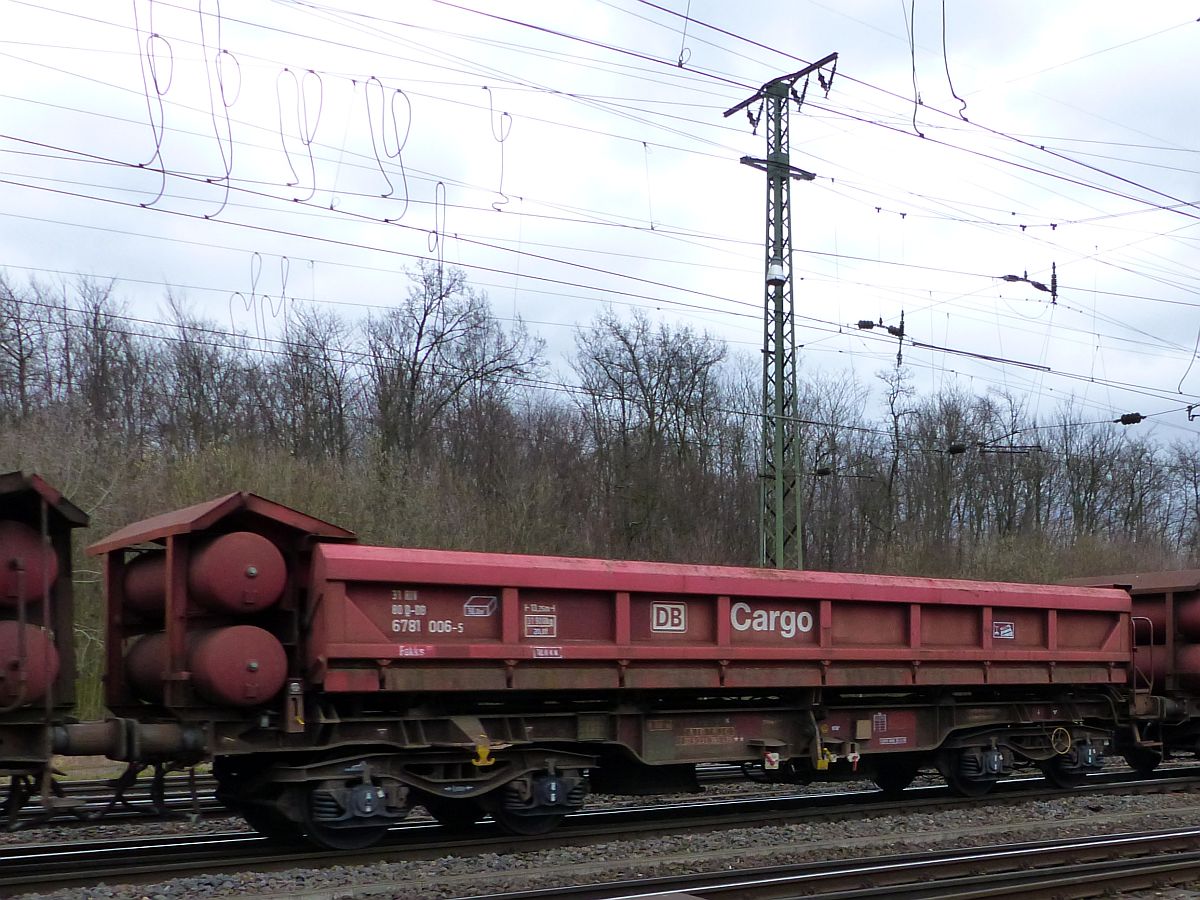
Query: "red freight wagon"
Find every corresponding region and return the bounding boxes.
[0,472,88,814]
[1067,570,1200,690]
[1067,569,1200,772]
[307,544,1132,694]
[86,491,1151,849]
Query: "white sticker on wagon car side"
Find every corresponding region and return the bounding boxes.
[524,614,557,638]
[464,595,497,617]
[993,621,1016,639]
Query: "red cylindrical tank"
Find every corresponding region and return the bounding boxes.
[0,621,60,706]
[122,532,287,616]
[1175,596,1200,641]
[189,532,287,614]
[125,625,288,707]
[190,626,287,706]
[123,552,167,617]
[124,632,168,701]
[1132,600,1166,644]
[0,520,58,605]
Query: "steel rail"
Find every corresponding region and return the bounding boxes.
[0,770,1197,895]
[8,774,223,828]
[452,827,1200,899]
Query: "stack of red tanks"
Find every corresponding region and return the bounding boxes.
[0,471,87,820]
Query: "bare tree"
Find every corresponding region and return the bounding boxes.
[154,296,257,454]
[572,309,728,556]
[801,372,876,570]
[363,261,542,462]
[1051,407,1123,537]
[866,366,915,563]
[267,307,361,461]
[0,273,49,419]
[63,279,158,443]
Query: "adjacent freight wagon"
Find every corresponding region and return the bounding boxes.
[0,472,87,820]
[1068,569,1200,770]
[77,490,1161,849]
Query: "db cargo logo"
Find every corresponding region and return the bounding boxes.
[651,602,687,633]
[993,621,1016,640]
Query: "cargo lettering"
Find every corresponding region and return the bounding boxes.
[730,602,813,638]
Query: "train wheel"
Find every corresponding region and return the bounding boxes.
[939,751,997,798]
[420,795,484,829]
[299,786,392,851]
[240,805,305,843]
[302,820,389,850]
[2,775,34,827]
[872,759,920,796]
[489,806,565,836]
[1041,757,1086,789]
[1123,747,1162,776]
[301,806,390,850]
[936,748,1003,801]
[944,771,996,797]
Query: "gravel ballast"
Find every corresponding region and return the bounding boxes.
[12,780,1200,900]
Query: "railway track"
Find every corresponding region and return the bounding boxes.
[7,774,223,828]
[2,769,1197,896]
[7,765,744,830]
[463,827,1200,899]
[14,760,1195,829]
[9,762,756,830]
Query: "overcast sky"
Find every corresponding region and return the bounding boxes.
[1,1,1198,441]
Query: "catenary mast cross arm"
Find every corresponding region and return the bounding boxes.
[722,52,839,118]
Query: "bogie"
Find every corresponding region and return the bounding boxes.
[482,770,587,836]
[299,783,396,850]
[939,746,1011,797]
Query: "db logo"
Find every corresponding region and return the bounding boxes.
[651,602,687,633]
